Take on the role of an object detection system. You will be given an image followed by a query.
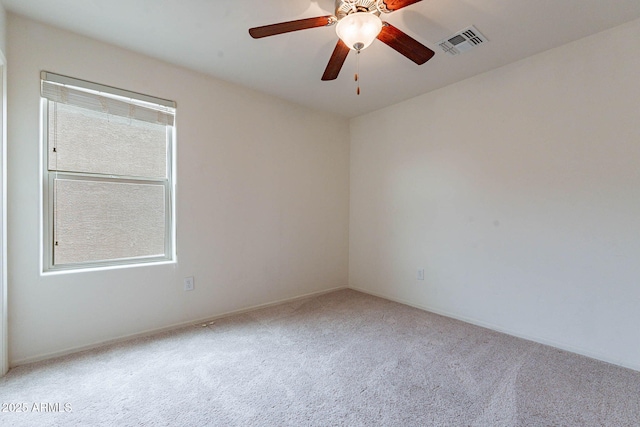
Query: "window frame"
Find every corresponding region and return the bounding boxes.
[41,72,176,272]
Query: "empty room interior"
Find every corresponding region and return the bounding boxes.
[1,0,640,425]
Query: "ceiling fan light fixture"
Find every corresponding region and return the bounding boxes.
[335,12,383,51]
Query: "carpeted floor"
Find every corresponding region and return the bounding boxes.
[1,289,639,426]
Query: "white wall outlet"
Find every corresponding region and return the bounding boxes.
[184,276,195,291]
[417,269,425,281]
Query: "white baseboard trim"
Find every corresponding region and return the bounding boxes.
[11,285,348,367]
[350,286,640,373]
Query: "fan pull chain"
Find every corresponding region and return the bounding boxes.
[355,50,361,95]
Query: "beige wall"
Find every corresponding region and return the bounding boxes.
[349,18,640,370]
[7,15,350,365]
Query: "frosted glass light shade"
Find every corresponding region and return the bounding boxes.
[336,12,383,51]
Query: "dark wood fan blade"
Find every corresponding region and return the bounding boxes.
[382,0,423,11]
[377,23,435,65]
[321,40,350,81]
[249,16,336,39]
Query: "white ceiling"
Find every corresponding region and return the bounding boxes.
[3,0,640,118]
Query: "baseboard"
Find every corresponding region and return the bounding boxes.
[350,286,640,373]
[11,285,348,367]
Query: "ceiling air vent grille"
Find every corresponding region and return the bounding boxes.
[438,25,488,56]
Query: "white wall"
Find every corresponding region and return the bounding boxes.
[349,18,640,370]
[8,12,639,372]
[0,3,7,376]
[7,15,350,365]
[0,4,5,53]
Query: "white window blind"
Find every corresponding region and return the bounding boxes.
[48,103,168,178]
[53,179,166,265]
[41,72,176,270]
[41,79,174,126]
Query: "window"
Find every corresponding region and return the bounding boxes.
[41,72,176,271]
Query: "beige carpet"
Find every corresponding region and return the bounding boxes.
[1,289,639,426]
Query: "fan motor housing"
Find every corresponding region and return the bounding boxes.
[335,0,384,20]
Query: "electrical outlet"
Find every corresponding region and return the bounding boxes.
[417,269,425,281]
[184,276,195,291]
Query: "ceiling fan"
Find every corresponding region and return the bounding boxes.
[249,0,435,82]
